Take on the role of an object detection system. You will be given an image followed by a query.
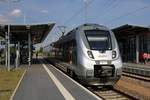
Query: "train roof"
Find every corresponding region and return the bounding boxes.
[53,23,110,46]
[78,23,108,29]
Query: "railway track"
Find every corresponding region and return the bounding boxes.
[45,59,137,100]
[87,86,134,100]
[53,63,135,100]
[122,72,150,82]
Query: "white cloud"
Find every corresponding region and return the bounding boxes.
[83,0,87,2]
[83,0,91,2]
[10,9,22,17]
[41,9,48,13]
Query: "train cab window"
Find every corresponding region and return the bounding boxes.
[85,30,112,50]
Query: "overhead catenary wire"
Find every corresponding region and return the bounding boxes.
[52,1,115,43]
[52,0,95,41]
[95,0,119,20]
[104,4,150,24]
[53,0,150,44]
[63,0,119,26]
[55,0,115,41]
[102,0,117,9]
[63,0,95,25]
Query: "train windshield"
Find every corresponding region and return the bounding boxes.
[85,30,112,50]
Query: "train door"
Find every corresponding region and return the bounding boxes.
[62,44,68,62]
[72,40,77,65]
[67,42,73,64]
[66,40,77,65]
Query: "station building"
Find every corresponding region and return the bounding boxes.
[112,24,150,64]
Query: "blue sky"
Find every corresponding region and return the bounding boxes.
[0,0,150,47]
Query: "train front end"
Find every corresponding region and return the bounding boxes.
[76,24,122,86]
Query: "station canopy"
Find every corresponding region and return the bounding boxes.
[112,24,150,37]
[0,23,55,44]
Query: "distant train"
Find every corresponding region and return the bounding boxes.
[47,23,122,86]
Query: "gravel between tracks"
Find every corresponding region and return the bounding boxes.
[115,76,150,100]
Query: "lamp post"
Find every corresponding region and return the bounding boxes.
[7,24,10,71]
[84,0,88,23]
[2,0,21,71]
[23,14,26,24]
[7,0,11,71]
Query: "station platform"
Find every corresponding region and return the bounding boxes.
[12,59,101,100]
[123,62,150,77]
[123,63,150,70]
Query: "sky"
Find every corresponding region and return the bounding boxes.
[0,0,150,48]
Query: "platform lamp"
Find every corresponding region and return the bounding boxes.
[83,0,88,23]
[1,0,21,71]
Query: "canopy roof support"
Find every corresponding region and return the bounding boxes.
[28,26,31,66]
[0,23,55,69]
[8,25,10,71]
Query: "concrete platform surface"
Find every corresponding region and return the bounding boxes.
[12,59,101,100]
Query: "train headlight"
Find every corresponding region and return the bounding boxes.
[112,50,117,59]
[87,51,94,59]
